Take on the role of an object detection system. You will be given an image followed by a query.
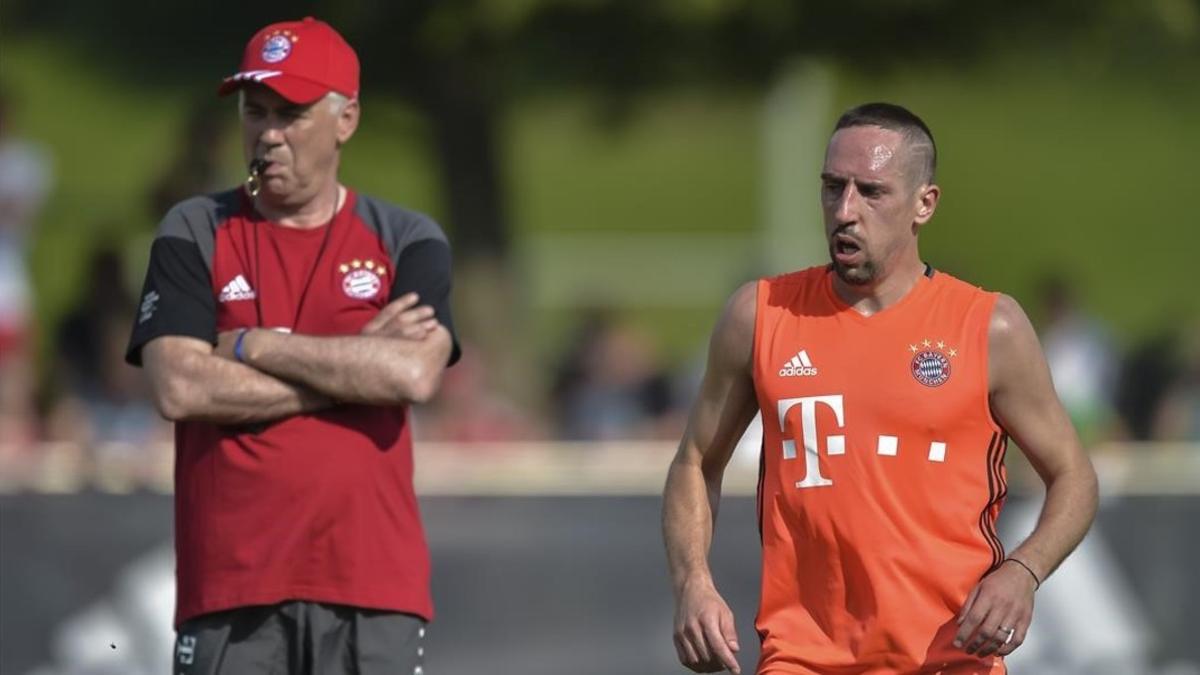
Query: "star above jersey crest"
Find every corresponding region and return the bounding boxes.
[907,339,958,357]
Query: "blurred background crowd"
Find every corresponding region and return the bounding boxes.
[0,1,1198,465]
[2,1,1200,674]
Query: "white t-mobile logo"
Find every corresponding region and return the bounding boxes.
[778,395,844,488]
[778,394,950,489]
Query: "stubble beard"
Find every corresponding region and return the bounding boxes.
[832,257,878,286]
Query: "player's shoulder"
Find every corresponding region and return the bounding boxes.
[702,282,758,352]
[726,280,759,325]
[708,280,758,366]
[985,292,1049,389]
[157,189,240,239]
[353,193,449,250]
[988,292,1034,344]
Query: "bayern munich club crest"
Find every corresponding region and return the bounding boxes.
[908,339,957,387]
[261,30,297,63]
[339,259,387,300]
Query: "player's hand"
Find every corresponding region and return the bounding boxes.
[673,578,741,674]
[362,293,439,340]
[954,560,1037,657]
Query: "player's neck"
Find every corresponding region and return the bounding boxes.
[832,256,926,317]
[255,182,345,229]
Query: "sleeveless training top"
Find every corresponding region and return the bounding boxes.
[753,266,1007,674]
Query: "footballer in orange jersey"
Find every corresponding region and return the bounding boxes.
[663,103,1098,674]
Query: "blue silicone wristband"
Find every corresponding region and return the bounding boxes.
[234,329,249,363]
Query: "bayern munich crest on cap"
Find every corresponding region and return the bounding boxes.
[261,33,294,63]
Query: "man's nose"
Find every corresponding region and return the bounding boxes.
[834,184,858,224]
[258,123,286,144]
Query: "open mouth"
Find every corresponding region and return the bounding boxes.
[833,233,863,263]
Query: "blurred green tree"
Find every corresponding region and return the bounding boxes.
[8,0,1194,261]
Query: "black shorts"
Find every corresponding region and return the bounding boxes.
[173,601,427,675]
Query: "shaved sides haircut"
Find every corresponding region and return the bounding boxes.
[834,102,937,186]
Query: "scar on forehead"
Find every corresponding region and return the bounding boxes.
[868,145,895,172]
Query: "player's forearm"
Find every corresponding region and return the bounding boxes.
[1007,461,1098,583]
[242,329,446,405]
[152,349,330,424]
[663,449,723,596]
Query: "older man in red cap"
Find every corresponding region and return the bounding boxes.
[126,17,460,675]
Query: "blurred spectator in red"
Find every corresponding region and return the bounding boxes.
[0,88,52,452]
[413,341,541,442]
[551,309,677,440]
[44,245,169,448]
[1037,274,1120,445]
[1152,320,1200,441]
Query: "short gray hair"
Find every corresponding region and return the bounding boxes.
[325,92,350,115]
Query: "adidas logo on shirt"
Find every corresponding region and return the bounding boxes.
[218,274,257,302]
[779,350,818,377]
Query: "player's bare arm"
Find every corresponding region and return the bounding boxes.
[143,335,332,424]
[226,311,453,405]
[663,281,759,675]
[955,293,1099,657]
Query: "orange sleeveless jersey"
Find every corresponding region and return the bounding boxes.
[752,266,1008,675]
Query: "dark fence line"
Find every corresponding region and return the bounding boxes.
[2,494,1196,674]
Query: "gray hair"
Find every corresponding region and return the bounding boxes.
[325,92,350,115]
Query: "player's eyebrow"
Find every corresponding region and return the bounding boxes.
[820,173,887,191]
[854,179,887,191]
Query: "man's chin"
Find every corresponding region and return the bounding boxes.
[832,260,875,286]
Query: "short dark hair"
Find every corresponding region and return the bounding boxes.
[833,102,937,185]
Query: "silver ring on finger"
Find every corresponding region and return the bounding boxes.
[1001,627,1015,645]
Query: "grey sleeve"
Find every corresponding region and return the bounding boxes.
[124,194,226,366]
[389,237,460,366]
[356,196,460,366]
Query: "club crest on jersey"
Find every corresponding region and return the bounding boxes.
[908,339,957,387]
[261,30,297,63]
[339,259,387,300]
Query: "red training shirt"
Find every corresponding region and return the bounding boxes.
[126,187,460,627]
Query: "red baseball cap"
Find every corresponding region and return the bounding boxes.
[218,17,359,104]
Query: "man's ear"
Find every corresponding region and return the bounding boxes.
[336,98,360,146]
[914,183,940,227]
